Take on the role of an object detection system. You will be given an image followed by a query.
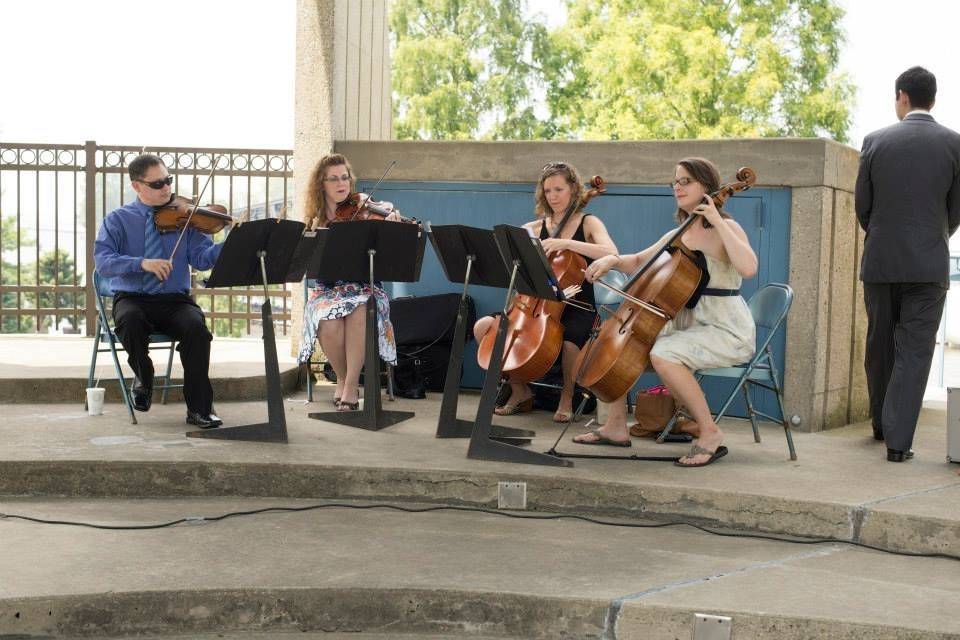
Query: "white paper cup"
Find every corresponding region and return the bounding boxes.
[86,387,105,416]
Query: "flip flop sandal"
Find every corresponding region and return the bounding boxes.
[572,428,631,447]
[674,445,728,468]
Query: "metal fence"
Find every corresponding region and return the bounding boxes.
[0,141,294,337]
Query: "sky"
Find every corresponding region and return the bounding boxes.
[1,0,958,150]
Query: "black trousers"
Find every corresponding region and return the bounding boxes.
[112,292,214,415]
[863,282,946,451]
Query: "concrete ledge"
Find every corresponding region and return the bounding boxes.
[335,138,859,189]
[2,587,957,640]
[0,589,608,639]
[0,459,952,558]
[0,367,304,404]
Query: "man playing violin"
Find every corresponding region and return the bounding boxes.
[93,154,225,429]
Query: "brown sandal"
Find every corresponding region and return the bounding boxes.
[494,396,534,415]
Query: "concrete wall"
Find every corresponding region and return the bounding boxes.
[325,140,866,432]
[293,0,392,356]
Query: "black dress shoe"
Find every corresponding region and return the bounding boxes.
[186,411,223,429]
[132,378,152,412]
[872,427,884,441]
[886,448,915,462]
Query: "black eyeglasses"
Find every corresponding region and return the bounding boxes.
[137,176,174,189]
[670,177,696,188]
[542,162,569,171]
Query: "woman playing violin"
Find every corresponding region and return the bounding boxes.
[297,153,404,411]
[473,161,617,422]
[577,157,757,467]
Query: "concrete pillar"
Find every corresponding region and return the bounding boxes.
[292,0,393,355]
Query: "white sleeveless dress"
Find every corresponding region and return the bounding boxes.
[649,254,755,370]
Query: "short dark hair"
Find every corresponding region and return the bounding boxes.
[895,66,936,110]
[128,154,164,182]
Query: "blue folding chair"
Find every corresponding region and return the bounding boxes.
[87,271,182,424]
[657,283,798,460]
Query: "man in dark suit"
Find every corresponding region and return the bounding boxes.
[855,66,960,462]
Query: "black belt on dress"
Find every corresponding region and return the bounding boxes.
[702,288,740,297]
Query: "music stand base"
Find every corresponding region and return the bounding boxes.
[187,422,288,443]
[309,409,415,430]
[469,437,573,467]
[438,417,534,444]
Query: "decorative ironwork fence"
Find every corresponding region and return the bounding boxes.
[0,141,294,337]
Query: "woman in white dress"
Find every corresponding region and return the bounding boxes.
[576,157,757,467]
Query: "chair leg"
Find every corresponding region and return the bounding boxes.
[387,363,395,401]
[305,362,314,403]
[742,383,761,443]
[108,336,137,425]
[160,342,175,405]
[87,325,100,411]
[768,349,797,461]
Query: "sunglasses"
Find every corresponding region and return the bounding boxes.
[542,162,569,171]
[137,175,174,189]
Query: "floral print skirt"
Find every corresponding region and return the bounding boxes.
[298,280,397,365]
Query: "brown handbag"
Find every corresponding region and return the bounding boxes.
[630,385,698,438]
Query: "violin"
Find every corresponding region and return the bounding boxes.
[153,194,234,235]
[574,167,757,403]
[333,192,417,224]
[476,176,606,383]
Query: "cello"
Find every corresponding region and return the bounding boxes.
[574,167,757,403]
[476,175,606,382]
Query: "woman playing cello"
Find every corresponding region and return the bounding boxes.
[297,153,404,411]
[576,157,757,467]
[473,161,618,422]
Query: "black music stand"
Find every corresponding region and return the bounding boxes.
[428,224,534,444]
[466,224,573,467]
[306,220,426,430]
[187,218,309,443]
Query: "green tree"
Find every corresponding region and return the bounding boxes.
[540,0,852,140]
[391,0,549,139]
[390,0,853,142]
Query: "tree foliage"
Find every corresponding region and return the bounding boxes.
[390,0,854,141]
[390,0,549,140]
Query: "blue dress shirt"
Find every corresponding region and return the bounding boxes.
[94,198,223,295]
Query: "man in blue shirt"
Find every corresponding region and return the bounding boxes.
[94,154,225,428]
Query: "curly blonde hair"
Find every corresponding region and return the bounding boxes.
[302,153,355,230]
[534,162,584,219]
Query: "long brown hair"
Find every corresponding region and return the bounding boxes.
[674,157,732,223]
[302,153,355,230]
[535,161,584,219]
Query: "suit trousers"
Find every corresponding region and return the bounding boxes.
[863,282,946,451]
[112,292,214,415]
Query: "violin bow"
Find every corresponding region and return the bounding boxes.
[352,160,396,220]
[167,153,223,262]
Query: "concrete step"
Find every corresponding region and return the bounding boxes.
[2,395,959,560]
[1,498,958,639]
[0,335,305,403]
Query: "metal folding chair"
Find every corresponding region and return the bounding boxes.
[656,282,798,460]
[87,271,182,424]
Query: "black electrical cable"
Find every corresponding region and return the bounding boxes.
[2,501,958,563]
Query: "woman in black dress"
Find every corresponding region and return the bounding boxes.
[473,161,618,422]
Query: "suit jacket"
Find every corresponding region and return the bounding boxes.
[855,113,960,283]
